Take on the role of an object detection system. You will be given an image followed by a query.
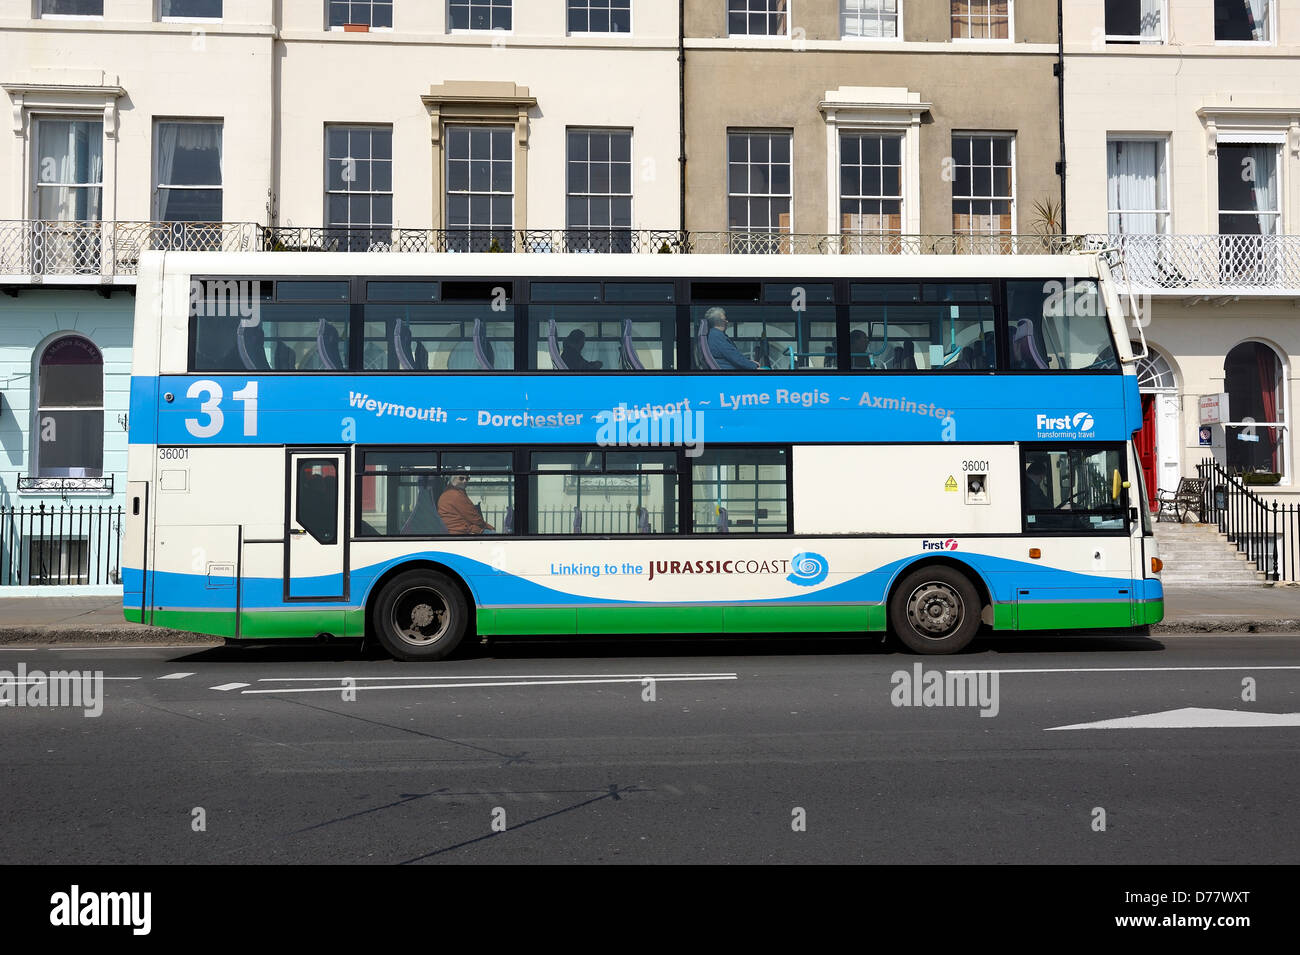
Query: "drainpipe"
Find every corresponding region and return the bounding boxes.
[678,0,687,237]
[1055,0,1067,233]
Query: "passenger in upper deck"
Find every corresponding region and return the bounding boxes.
[561,329,603,371]
[704,307,761,371]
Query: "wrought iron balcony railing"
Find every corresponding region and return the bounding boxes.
[0,220,261,282]
[2,220,1298,294]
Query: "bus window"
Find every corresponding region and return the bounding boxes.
[848,282,994,371]
[295,459,338,544]
[1022,446,1127,532]
[357,450,513,536]
[364,303,515,371]
[531,303,675,371]
[691,304,836,371]
[1007,280,1116,371]
[193,303,350,372]
[691,448,788,533]
[529,450,678,534]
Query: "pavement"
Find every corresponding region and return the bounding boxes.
[1,585,1300,644]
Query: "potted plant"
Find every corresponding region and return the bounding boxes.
[1243,471,1282,486]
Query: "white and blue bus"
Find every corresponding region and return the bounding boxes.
[123,249,1162,659]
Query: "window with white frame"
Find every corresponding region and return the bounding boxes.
[35,119,102,222]
[951,134,1013,234]
[449,0,511,31]
[728,131,792,233]
[728,0,788,37]
[1224,341,1286,478]
[1107,139,1168,234]
[840,132,902,234]
[951,0,1009,39]
[1217,142,1279,235]
[843,0,898,38]
[325,126,393,251]
[34,335,103,479]
[567,129,633,252]
[1105,0,1162,42]
[161,0,222,17]
[1215,0,1270,42]
[328,0,391,28]
[446,126,513,251]
[569,0,630,33]
[39,0,102,15]
[155,121,222,222]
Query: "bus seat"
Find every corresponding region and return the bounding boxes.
[413,340,429,371]
[272,342,296,370]
[696,319,721,370]
[637,507,651,534]
[316,319,344,370]
[237,323,271,371]
[393,318,415,370]
[621,319,645,371]
[503,506,514,534]
[1013,319,1049,370]
[572,505,582,534]
[472,318,496,370]
[547,319,567,370]
[402,476,447,535]
[716,506,729,534]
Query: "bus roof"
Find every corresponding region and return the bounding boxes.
[145,250,1105,281]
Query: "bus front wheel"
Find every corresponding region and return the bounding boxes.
[372,569,468,662]
[889,565,980,655]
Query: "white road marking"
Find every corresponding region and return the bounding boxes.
[256,672,738,683]
[1047,707,1300,730]
[157,672,195,680]
[241,675,738,695]
[951,665,1300,675]
[210,682,251,691]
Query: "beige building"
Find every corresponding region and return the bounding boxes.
[684,0,1062,240]
[1064,0,1300,498]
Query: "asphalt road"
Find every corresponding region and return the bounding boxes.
[2,632,1298,864]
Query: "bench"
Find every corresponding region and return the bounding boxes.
[1157,477,1204,523]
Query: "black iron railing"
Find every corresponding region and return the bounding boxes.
[0,504,123,586]
[1195,458,1300,582]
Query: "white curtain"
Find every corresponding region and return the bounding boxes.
[1139,0,1161,38]
[1107,140,1162,234]
[1247,144,1278,234]
[1245,0,1270,41]
[36,120,102,221]
[155,122,222,220]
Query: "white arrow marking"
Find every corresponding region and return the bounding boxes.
[157,672,195,680]
[210,682,251,692]
[1047,707,1300,730]
[242,675,737,695]
[256,672,737,683]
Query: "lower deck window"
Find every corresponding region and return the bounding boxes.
[530,450,678,535]
[692,447,789,533]
[1022,446,1127,532]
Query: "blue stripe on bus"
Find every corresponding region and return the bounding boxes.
[128,373,1143,446]
[122,552,1162,613]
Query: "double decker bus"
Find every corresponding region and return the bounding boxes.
[123,249,1162,660]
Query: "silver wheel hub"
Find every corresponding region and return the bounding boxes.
[391,588,451,646]
[907,582,963,638]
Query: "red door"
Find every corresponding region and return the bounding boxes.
[1135,394,1158,510]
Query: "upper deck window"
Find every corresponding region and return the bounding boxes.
[1006,280,1115,372]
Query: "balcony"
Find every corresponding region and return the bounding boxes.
[2,222,1298,296]
[0,220,261,284]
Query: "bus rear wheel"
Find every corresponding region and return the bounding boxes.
[889,565,980,655]
[372,569,468,662]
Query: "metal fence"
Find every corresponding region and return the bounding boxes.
[1195,458,1300,582]
[0,504,123,586]
[482,507,668,535]
[1106,232,1300,293]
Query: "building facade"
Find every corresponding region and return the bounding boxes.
[1064,0,1300,499]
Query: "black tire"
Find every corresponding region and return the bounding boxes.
[372,569,468,662]
[888,565,981,655]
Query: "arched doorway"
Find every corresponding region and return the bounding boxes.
[1132,344,1178,509]
[1223,341,1286,478]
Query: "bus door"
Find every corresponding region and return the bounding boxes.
[286,450,348,600]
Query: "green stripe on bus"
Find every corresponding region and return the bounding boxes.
[145,608,363,639]
[480,603,884,636]
[1016,600,1161,631]
[124,608,143,624]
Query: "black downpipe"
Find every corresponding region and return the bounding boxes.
[1055,0,1067,232]
[678,0,687,235]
